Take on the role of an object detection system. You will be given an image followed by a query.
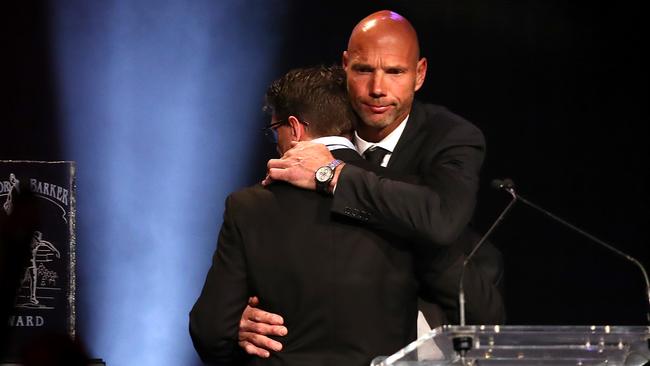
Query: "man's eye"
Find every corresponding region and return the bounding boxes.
[387,68,404,74]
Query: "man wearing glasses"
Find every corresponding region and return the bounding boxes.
[190,65,431,365]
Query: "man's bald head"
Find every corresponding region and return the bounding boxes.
[347,10,421,62]
[343,10,427,142]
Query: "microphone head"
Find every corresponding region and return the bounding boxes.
[491,178,515,190]
[491,179,504,189]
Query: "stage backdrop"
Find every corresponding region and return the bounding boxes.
[3,1,648,365]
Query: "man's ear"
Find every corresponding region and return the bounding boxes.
[414,57,427,92]
[287,115,306,141]
[342,50,349,69]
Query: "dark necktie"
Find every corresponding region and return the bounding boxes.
[363,146,390,166]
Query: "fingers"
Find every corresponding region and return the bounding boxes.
[264,141,331,189]
[265,160,292,184]
[238,298,286,358]
[240,316,287,336]
[267,158,292,170]
[242,305,285,326]
[239,331,284,352]
[248,296,260,306]
[238,319,286,357]
[239,340,270,358]
[266,143,332,169]
[266,168,290,183]
[239,335,283,358]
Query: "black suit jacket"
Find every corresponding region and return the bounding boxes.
[333,101,505,325]
[190,148,421,366]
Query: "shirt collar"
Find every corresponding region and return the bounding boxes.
[353,115,409,155]
[310,136,357,151]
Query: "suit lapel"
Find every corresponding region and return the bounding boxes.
[388,100,425,173]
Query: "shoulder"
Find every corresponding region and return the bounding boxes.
[227,183,268,202]
[224,183,275,214]
[411,100,485,145]
[225,181,313,214]
[412,100,481,133]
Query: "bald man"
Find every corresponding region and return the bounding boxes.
[239,10,505,358]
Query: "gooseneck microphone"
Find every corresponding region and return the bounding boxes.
[458,181,516,326]
[454,179,518,359]
[492,178,650,324]
[454,178,650,359]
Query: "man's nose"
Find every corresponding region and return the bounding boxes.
[369,72,386,98]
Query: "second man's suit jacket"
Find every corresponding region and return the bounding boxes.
[190,148,423,366]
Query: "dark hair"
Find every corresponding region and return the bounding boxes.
[264,65,356,138]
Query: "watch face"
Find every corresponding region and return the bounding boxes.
[315,166,332,183]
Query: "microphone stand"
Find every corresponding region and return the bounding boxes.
[454,180,517,361]
[459,184,516,326]
[495,179,650,324]
[453,178,650,361]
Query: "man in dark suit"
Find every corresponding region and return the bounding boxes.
[190,66,433,365]
[238,10,505,357]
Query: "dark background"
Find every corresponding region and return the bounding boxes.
[3,0,648,329]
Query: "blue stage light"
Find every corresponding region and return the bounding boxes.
[50,1,287,364]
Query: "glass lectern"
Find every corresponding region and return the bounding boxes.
[371,325,650,365]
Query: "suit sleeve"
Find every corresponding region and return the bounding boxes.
[332,120,485,246]
[332,115,504,324]
[189,195,250,365]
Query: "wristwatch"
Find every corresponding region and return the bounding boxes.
[315,159,342,194]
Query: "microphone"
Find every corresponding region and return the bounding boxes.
[490,178,514,190]
[492,178,650,324]
[458,181,516,326]
[454,179,518,358]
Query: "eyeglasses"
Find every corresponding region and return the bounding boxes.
[261,119,310,144]
[261,120,286,144]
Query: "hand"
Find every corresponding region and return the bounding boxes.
[262,141,335,190]
[238,296,288,358]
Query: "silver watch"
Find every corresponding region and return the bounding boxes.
[315,159,342,194]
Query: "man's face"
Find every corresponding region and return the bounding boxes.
[343,31,426,141]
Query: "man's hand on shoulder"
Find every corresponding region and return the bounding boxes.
[263,141,337,190]
[238,296,288,358]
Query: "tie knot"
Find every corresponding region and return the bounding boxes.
[363,146,390,166]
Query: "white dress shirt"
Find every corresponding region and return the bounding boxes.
[310,136,357,151]
[353,115,409,167]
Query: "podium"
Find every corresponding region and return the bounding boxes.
[371,325,650,365]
